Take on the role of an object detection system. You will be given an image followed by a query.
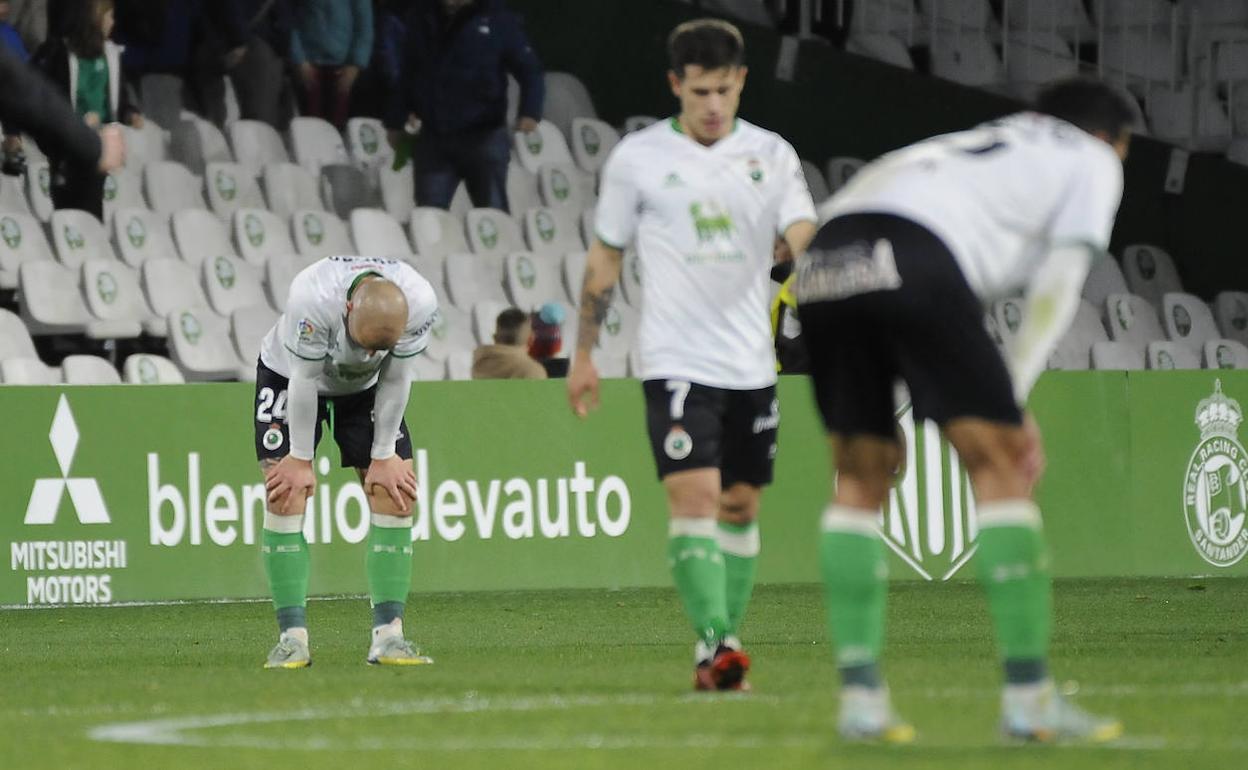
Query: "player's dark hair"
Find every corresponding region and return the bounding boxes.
[1034,78,1136,139]
[668,18,745,77]
[494,307,530,345]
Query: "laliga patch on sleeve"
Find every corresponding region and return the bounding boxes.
[297,319,316,343]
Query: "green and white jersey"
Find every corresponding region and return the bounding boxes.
[596,118,816,390]
[259,256,439,395]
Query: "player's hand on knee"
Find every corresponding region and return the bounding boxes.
[265,455,315,508]
[365,456,418,514]
[567,358,600,419]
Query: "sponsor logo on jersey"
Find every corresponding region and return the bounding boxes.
[689,201,735,243]
[1183,380,1248,567]
[664,428,693,460]
[663,173,684,188]
[752,399,780,434]
[747,158,763,183]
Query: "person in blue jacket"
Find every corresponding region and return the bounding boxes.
[291,0,372,130]
[383,0,544,212]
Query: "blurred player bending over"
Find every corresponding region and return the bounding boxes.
[256,256,438,669]
[796,78,1132,742]
[568,19,817,690]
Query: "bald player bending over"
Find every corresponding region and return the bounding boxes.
[255,256,439,669]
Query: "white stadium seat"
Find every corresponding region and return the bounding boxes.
[1082,255,1131,311]
[523,206,583,257]
[470,301,509,346]
[229,120,290,172]
[503,252,563,311]
[18,261,92,336]
[263,163,324,217]
[0,307,39,360]
[103,166,145,224]
[263,253,317,312]
[50,209,116,268]
[410,253,447,299]
[618,250,643,307]
[170,116,233,177]
[1005,33,1078,94]
[801,159,831,204]
[292,209,352,258]
[1097,0,1177,30]
[1161,292,1219,352]
[506,161,541,217]
[409,208,470,260]
[320,164,378,219]
[1100,31,1177,85]
[201,254,267,316]
[591,349,629,379]
[166,306,242,381]
[233,208,296,266]
[25,160,53,222]
[543,72,598,139]
[412,354,447,381]
[230,305,279,365]
[445,254,507,309]
[513,119,574,174]
[144,161,205,216]
[0,173,31,215]
[466,208,525,262]
[1104,293,1166,353]
[1121,244,1182,310]
[379,161,415,224]
[596,301,640,358]
[0,211,55,288]
[81,260,164,337]
[423,304,475,363]
[172,209,238,267]
[446,350,474,381]
[562,251,587,307]
[112,208,176,268]
[141,259,209,318]
[1204,339,1248,370]
[0,357,58,384]
[538,164,596,211]
[1146,341,1200,370]
[123,353,185,384]
[570,117,620,175]
[825,157,865,194]
[1005,0,1094,44]
[121,118,168,167]
[350,208,414,257]
[1091,340,1146,370]
[204,162,266,222]
[930,35,1004,87]
[846,33,916,69]
[346,117,393,171]
[1048,300,1107,370]
[290,116,350,177]
[1213,291,1248,347]
[62,355,122,385]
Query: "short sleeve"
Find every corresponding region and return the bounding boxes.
[594,144,641,250]
[392,274,439,358]
[1047,144,1123,252]
[282,283,332,361]
[774,141,817,235]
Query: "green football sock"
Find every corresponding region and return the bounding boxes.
[820,506,887,687]
[974,500,1052,682]
[668,518,729,646]
[367,514,415,607]
[262,516,310,622]
[717,521,760,637]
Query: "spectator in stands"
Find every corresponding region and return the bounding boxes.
[473,307,547,379]
[291,0,372,130]
[0,1,30,60]
[195,0,295,128]
[528,301,566,375]
[384,0,545,212]
[0,0,28,172]
[31,0,141,217]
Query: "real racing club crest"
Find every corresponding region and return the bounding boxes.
[1183,380,1248,567]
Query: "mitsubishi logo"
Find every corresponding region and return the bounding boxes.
[24,395,110,525]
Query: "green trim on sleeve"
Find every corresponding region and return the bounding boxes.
[390,347,426,359]
[595,231,627,251]
[283,344,328,362]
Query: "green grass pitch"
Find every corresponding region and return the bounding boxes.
[3,579,1245,769]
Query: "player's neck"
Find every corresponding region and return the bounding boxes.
[674,114,736,147]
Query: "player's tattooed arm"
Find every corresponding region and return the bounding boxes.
[575,240,624,353]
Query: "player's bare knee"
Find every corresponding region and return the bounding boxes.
[719,485,760,525]
[665,471,720,519]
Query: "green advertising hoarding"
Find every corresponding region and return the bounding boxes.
[3,373,1248,608]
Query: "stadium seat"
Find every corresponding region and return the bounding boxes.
[112,208,176,268]
[202,254,266,316]
[409,207,470,259]
[62,355,122,385]
[141,258,210,318]
[18,261,93,335]
[263,163,324,217]
[513,120,574,174]
[1213,291,1248,347]
[1196,0,1248,25]
[172,209,238,267]
[81,259,163,337]
[1081,256,1130,311]
[230,304,278,366]
[423,304,475,362]
[233,209,296,266]
[597,301,640,358]
[50,209,116,268]
[145,161,205,216]
[412,354,447,381]
[25,161,53,222]
[290,116,350,177]
[1048,300,1107,370]
[121,118,168,167]
[103,167,145,224]
[0,173,31,216]
[1121,244,1182,311]
[449,181,472,219]
[1162,293,1219,352]
[123,353,185,384]
[166,306,242,381]
[543,72,598,139]
[445,253,507,309]
[1104,293,1166,353]
[263,253,316,312]
[1204,339,1248,369]
[845,33,915,69]
[346,117,393,171]
[920,0,995,29]
[538,164,596,211]
[1148,87,1232,153]
[170,116,233,177]
[139,73,186,130]
[410,252,447,297]
[0,307,39,360]
[504,252,563,311]
[988,298,1027,351]
[1097,0,1178,29]
[1005,0,1094,45]
[591,349,629,379]
[1004,32,1078,93]
[378,162,415,224]
[1210,40,1248,82]
[447,350,474,381]
[1100,31,1178,86]
[204,162,266,222]
[0,211,53,289]
[523,206,583,257]
[1091,340,1146,370]
[350,208,414,257]
[466,208,525,261]
[801,160,831,204]
[506,161,541,216]
[825,157,865,193]
[0,357,58,384]
[320,164,379,219]
[562,251,587,307]
[570,117,620,174]
[622,115,659,135]
[619,250,643,307]
[292,209,352,258]
[470,300,509,346]
[1147,341,1200,370]
[929,34,1005,87]
[229,120,290,173]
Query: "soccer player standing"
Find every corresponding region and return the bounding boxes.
[796,79,1131,741]
[256,256,439,669]
[568,19,817,690]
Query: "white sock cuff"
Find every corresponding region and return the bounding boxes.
[669,517,718,538]
[716,522,760,557]
[977,500,1043,530]
[371,513,414,529]
[821,505,881,537]
[264,512,305,534]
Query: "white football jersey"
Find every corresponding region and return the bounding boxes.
[821,112,1124,299]
[259,256,439,395]
[595,118,816,389]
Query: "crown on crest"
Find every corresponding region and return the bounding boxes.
[1196,380,1243,439]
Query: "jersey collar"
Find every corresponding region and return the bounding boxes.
[669,115,740,148]
[346,270,382,301]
